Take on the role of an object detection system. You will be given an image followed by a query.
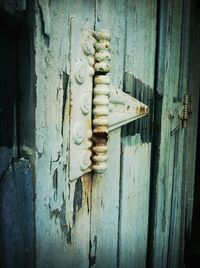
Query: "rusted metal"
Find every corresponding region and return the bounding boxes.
[182,94,192,128]
[178,94,192,128]
[92,30,111,173]
[108,86,149,131]
[69,26,149,178]
[68,19,95,181]
[136,105,149,115]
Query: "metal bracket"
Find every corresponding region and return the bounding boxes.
[179,94,192,128]
[68,21,149,181]
[170,94,192,136]
[108,86,149,131]
[68,18,95,181]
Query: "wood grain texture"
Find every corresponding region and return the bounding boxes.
[34,1,94,267]
[119,1,157,267]
[0,159,34,268]
[149,0,193,267]
[90,1,126,267]
[125,0,157,88]
[120,136,151,268]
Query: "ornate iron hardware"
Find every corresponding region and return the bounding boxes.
[170,94,192,135]
[179,94,192,128]
[68,19,149,181]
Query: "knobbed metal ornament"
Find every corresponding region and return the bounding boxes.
[68,19,149,181]
[92,30,111,174]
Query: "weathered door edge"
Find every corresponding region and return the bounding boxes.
[118,0,157,267]
[185,0,200,254]
[90,0,126,267]
[34,1,95,267]
[147,0,200,267]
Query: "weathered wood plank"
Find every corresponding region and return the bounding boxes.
[149,0,193,267]
[120,137,151,268]
[90,0,126,267]
[119,1,157,267]
[0,147,12,177]
[149,0,182,264]
[0,159,34,268]
[34,1,94,267]
[167,2,191,266]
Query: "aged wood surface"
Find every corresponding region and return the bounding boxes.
[0,159,34,268]
[149,0,194,267]
[90,1,126,267]
[120,137,151,268]
[24,0,199,267]
[34,1,94,267]
[150,0,183,266]
[119,0,157,267]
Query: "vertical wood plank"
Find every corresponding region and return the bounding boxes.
[0,159,34,268]
[120,137,151,268]
[90,1,126,267]
[150,0,182,264]
[119,1,157,267]
[149,0,193,267]
[34,1,94,267]
[167,2,191,266]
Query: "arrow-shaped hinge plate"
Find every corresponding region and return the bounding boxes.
[108,86,149,131]
[68,19,148,181]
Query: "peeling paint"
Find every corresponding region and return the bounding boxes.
[89,235,98,267]
[38,0,50,46]
[81,174,92,214]
[73,179,83,224]
[49,201,72,245]
[62,71,69,136]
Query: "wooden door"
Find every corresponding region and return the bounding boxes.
[90,1,156,268]
[32,0,199,268]
[33,1,157,267]
[148,0,200,267]
[1,0,200,267]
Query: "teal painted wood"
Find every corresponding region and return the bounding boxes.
[167,2,191,266]
[120,136,151,268]
[119,1,157,267]
[90,1,126,267]
[34,1,94,267]
[0,159,34,268]
[149,0,194,267]
[27,1,199,267]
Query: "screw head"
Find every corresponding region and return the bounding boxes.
[80,93,91,115]
[89,66,95,77]
[80,150,92,171]
[74,58,86,84]
[81,32,95,56]
[87,130,93,139]
[88,55,95,66]
[73,123,85,145]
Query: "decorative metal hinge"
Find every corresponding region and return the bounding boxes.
[68,19,149,181]
[179,94,192,128]
[170,94,192,135]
